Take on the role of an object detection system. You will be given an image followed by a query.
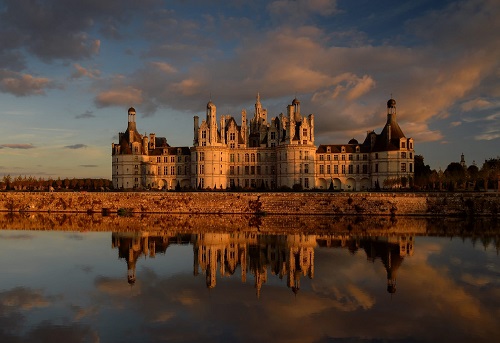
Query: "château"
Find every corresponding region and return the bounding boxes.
[111,95,414,190]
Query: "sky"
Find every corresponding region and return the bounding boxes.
[0,0,499,179]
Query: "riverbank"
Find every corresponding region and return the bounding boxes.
[1,191,499,216]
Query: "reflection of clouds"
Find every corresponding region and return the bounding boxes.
[0,233,33,240]
[70,304,99,321]
[94,276,141,298]
[0,287,98,343]
[0,287,50,309]
[461,273,492,287]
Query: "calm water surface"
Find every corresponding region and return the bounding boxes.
[0,214,499,343]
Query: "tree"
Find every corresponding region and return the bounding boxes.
[444,162,466,190]
[414,155,432,189]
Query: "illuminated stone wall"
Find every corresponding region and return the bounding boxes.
[0,191,499,216]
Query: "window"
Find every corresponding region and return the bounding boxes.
[304,178,309,188]
[171,166,175,175]
[245,166,249,175]
[333,155,338,161]
[356,165,359,174]
[319,165,324,174]
[410,153,413,159]
[245,154,249,162]
[257,166,261,175]
[375,153,379,159]
[164,166,168,175]
[230,143,235,149]
[229,132,235,140]
[199,165,204,174]
[177,156,181,162]
[342,165,346,174]
[257,153,261,162]
[410,163,413,172]
[303,140,307,144]
[171,156,175,163]
[401,163,407,172]
[328,165,331,174]
[402,142,406,148]
[401,152,407,159]
[319,155,324,161]
[157,166,161,175]
[251,154,255,162]
[251,166,255,175]
[156,157,161,163]
[341,155,345,161]
[177,166,182,175]
[327,154,331,161]
[230,166,234,175]
[305,151,309,160]
[230,154,235,162]
[363,165,368,174]
[348,154,353,161]
[304,164,309,174]
[199,152,204,161]
[363,154,367,161]
[303,128,307,136]
[270,132,276,140]
[348,165,353,174]
[375,164,379,172]
[202,131,206,139]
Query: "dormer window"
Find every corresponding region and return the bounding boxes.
[402,141,406,148]
[341,146,345,153]
[356,146,360,153]
[326,147,331,153]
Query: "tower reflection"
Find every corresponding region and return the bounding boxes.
[112,232,413,295]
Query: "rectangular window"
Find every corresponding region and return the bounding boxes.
[251,166,255,175]
[319,165,324,174]
[303,128,307,136]
[304,178,309,188]
[245,166,249,175]
[178,156,181,162]
[401,152,407,159]
[199,165,204,174]
[327,155,331,161]
[363,154,367,161]
[348,154,353,161]
[375,164,379,172]
[257,166,261,175]
[342,165,346,174]
[319,155,324,161]
[270,132,276,140]
[328,165,331,174]
[348,165,353,174]
[401,163,407,172]
[305,151,309,160]
[164,166,168,175]
[230,166,234,175]
[177,166,182,175]
[156,157,161,163]
[202,131,206,139]
[363,165,368,174]
[402,142,406,148]
[171,156,175,163]
[171,166,175,175]
[410,163,413,172]
[304,164,309,174]
[341,155,346,161]
[230,154,234,162]
[334,155,338,161]
[333,165,337,174]
[199,152,204,161]
[230,143,235,149]
[230,132,235,140]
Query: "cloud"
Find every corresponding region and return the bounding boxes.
[70,63,101,79]
[75,110,96,119]
[64,144,87,149]
[0,287,50,310]
[95,86,143,108]
[0,144,35,149]
[267,0,339,20]
[0,69,54,96]
[0,0,161,64]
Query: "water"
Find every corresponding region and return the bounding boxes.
[0,213,499,343]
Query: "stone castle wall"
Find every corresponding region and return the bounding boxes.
[0,191,499,216]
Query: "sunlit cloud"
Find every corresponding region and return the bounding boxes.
[64,144,87,149]
[1,144,35,149]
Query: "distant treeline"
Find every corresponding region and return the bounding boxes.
[414,156,500,191]
[0,175,112,191]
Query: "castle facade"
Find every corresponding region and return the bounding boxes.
[112,95,414,190]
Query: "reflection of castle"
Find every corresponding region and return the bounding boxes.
[111,232,191,284]
[112,232,412,295]
[317,235,414,293]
